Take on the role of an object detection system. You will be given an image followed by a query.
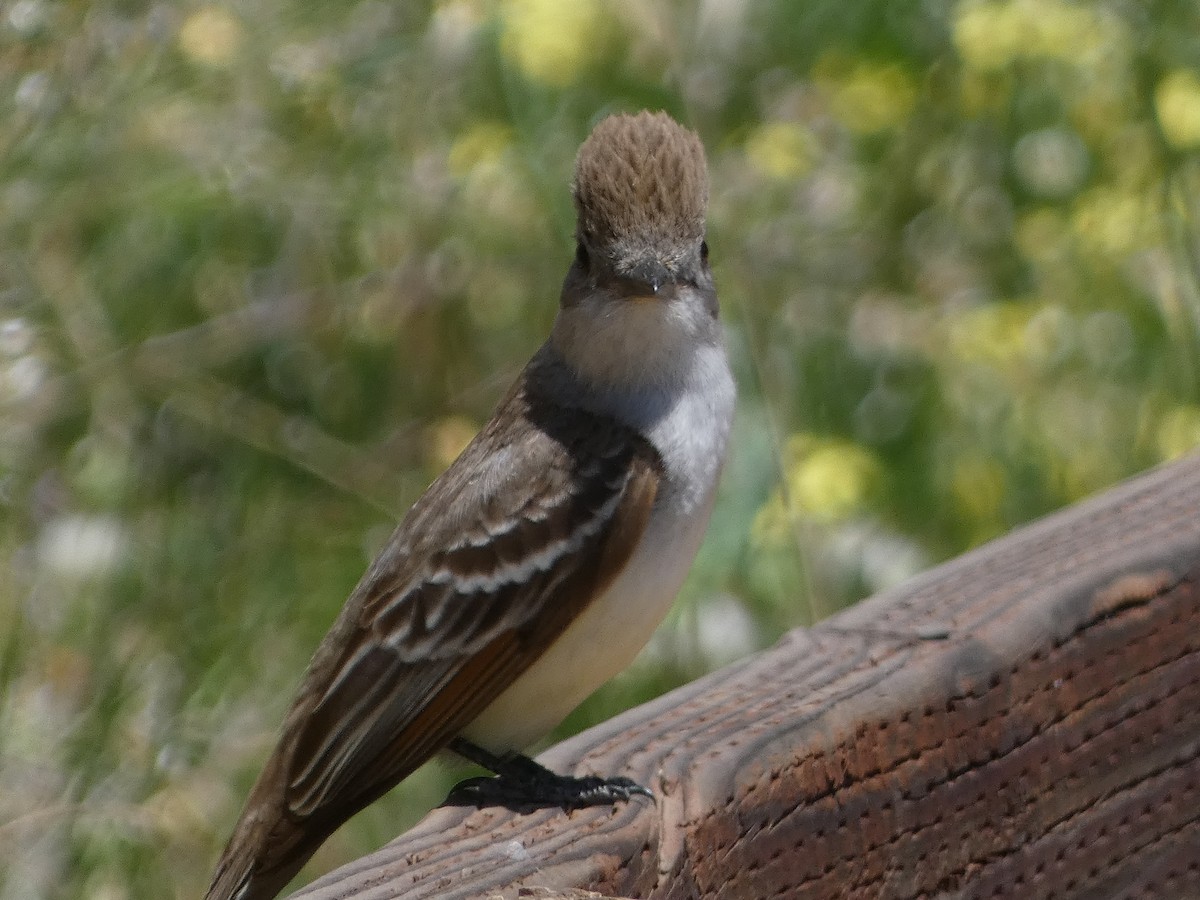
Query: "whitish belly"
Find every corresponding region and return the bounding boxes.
[459,492,714,753]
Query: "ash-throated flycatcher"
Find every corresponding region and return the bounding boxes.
[205,110,735,900]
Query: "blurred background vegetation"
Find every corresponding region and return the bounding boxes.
[2,0,1199,896]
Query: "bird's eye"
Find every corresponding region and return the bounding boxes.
[575,242,590,269]
[700,240,709,262]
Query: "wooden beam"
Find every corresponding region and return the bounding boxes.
[292,453,1200,899]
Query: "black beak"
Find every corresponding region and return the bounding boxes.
[623,258,674,296]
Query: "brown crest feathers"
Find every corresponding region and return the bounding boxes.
[572,111,708,249]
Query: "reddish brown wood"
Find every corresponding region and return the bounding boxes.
[292,453,1200,900]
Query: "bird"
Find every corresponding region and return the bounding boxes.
[205,109,736,900]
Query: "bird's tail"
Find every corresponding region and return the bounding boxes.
[204,825,298,900]
[204,762,326,900]
[204,845,256,900]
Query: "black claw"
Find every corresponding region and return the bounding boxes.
[445,771,654,810]
[444,739,653,811]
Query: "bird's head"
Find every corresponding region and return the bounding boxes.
[553,111,717,390]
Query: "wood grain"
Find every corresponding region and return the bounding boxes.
[292,453,1200,899]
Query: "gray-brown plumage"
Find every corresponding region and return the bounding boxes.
[205,111,734,900]
[573,110,708,259]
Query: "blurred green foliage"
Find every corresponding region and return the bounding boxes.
[2,0,1199,896]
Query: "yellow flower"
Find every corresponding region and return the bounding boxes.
[499,0,605,86]
[1156,405,1200,461]
[752,436,883,544]
[946,302,1031,367]
[821,61,917,134]
[1156,69,1200,150]
[953,0,1117,72]
[790,441,879,520]
[744,122,816,179]
[1071,186,1157,257]
[178,7,242,68]
[448,122,514,178]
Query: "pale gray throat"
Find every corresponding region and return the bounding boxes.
[535,316,736,513]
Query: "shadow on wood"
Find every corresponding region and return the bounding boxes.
[292,453,1200,899]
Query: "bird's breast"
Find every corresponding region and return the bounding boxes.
[460,346,734,753]
[458,483,719,753]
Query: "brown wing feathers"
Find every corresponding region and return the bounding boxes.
[206,374,661,900]
[286,406,660,815]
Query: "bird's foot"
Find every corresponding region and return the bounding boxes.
[444,738,652,810]
[446,770,652,809]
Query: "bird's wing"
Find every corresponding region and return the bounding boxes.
[282,396,661,818]
[211,383,662,897]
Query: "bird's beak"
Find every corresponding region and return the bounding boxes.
[621,258,675,301]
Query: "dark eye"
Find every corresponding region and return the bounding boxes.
[700,240,709,262]
[575,242,589,268]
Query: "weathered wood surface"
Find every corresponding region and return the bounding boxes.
[292,453,1200,899]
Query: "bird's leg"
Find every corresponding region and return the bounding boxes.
[445,737,652,810]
